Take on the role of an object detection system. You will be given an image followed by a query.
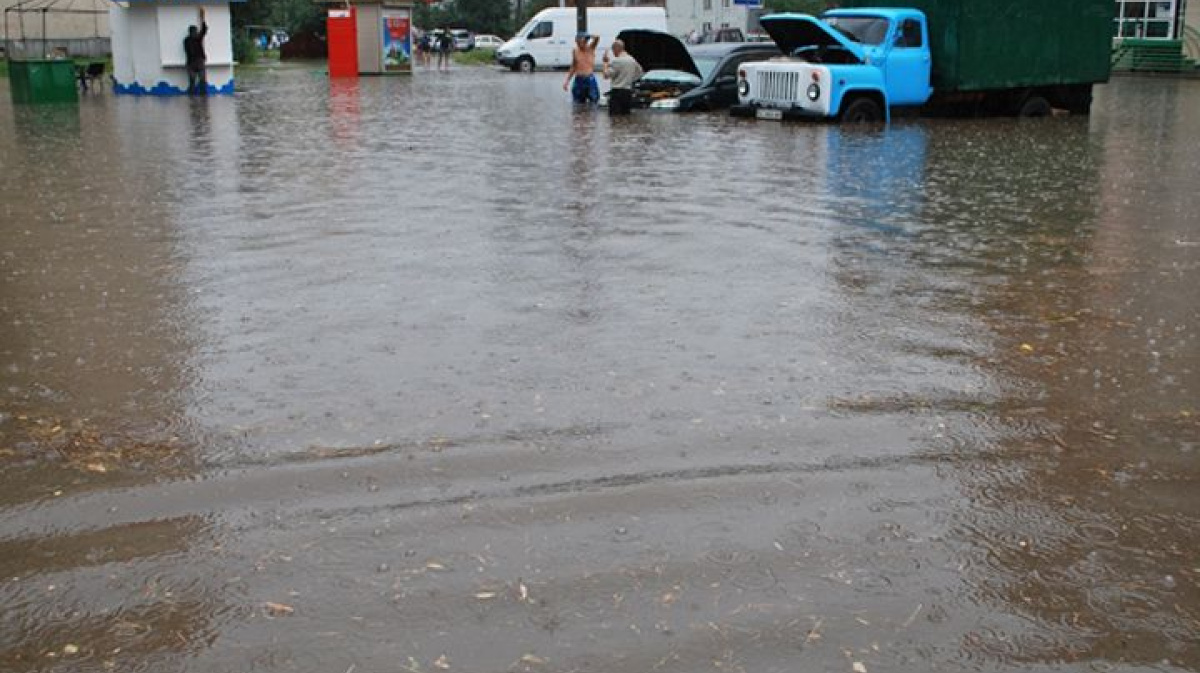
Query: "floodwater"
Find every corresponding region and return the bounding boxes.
[1,64,1197,672]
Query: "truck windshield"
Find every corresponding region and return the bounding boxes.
[824,16,890,45]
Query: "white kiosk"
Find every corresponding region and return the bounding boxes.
[109,0,238,95]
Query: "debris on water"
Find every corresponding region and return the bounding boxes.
[433,654,450,669]
[62,644,79,655]
[1019,343,1035,353]
[519,653,547,665]
[1,414,189,473]
[518,579,530,602]
[264,601,295,616]
[806,618,823,643]
[426,561,447,572]
[852,662,867,673]
[474,590,497,600]
[901,603,923,628]
[377,563,390,573]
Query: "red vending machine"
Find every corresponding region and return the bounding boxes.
[327,7,359,77]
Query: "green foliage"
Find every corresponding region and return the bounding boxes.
[763,0,830,14]
[233,31,259,64]
[452,48,499,66]
[417,0,521,35]
[231,0,324,38]
[517,0,558,26]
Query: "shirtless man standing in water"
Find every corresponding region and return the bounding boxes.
[563,33,601,104]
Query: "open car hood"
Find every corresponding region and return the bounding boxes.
[616,29,701,79]
[760,14,865,63]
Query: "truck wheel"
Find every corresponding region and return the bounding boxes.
[840,97,883,123]
[1061,85,1093,115]
[516,56,535,73]
[1018,95,1051,118]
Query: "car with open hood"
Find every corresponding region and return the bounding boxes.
[616,29,778,112]
[730,11,901,122]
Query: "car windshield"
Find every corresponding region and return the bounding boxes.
[692,55,721,80]
[824,16,890,45]
[641,69,703,85]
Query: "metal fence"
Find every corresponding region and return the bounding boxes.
[2,36,110,58]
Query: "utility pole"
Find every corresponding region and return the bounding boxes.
[576,0,588,35]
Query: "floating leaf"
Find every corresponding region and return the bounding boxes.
[264,601,294,616]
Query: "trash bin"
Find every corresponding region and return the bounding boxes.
[8,59,80,104]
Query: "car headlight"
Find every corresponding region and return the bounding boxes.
[649,98,680,110]
[806,83,820,101]
[738,79,749,97]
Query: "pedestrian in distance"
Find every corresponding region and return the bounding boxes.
[418,31,432,67]
[436,28,454,71]
[563,33,601,105]
[183,7,208,96]
[602,40,643,116]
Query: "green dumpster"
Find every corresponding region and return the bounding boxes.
[8,59,79,104]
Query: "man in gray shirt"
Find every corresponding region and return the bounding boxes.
[602,40,644,116]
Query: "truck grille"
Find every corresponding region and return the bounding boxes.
[755,70,801,105]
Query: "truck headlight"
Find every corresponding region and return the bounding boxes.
[738,79,749,97]
[806,83,820,101]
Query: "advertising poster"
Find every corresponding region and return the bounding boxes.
[382,12,412,72]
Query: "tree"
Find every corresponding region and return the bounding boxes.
[415,0,517,34]
[231,0,324,37]
[453,0,514,34]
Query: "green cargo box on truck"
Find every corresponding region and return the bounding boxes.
[731,0,1114,121]
[841,0,1113,111]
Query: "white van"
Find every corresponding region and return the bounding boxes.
[496,7,668,72]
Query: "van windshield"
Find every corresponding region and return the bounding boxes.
[824,16,890,45]
[517,18,537,37]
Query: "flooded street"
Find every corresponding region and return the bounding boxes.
[1,65,1198,672]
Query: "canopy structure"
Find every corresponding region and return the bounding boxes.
[3,0,112,59]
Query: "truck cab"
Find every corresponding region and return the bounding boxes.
[732,9,932,122]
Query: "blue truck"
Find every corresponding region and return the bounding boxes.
[731,1,1112,122]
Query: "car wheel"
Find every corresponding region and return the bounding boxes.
[840,96,884,123]
[1017,95,1051,118]
[516,56,535,73]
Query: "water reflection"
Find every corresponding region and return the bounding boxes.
[0,69,1197,672]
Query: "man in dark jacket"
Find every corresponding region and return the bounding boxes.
[183,8,208,95]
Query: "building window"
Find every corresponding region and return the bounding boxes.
[1114,1,1177,39]
[703,0,712,10]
